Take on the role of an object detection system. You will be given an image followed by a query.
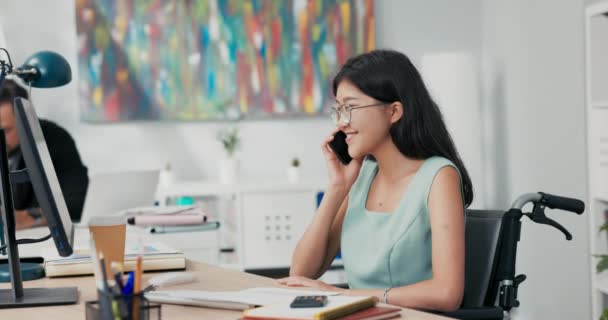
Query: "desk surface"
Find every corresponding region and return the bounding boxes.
[0,260,452,320]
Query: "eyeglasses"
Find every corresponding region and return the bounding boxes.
[329,102,387,125]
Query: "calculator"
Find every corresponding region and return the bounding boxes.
[289,295,328,308]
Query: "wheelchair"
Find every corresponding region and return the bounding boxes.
[437,192,585,320]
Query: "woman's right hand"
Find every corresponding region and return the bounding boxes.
[321,129,363,193]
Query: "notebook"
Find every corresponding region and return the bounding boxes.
[145,287,341,311]
[242,295,378,320]
[334,306,401,320]
[243,306,401,320]
[44,242,185,277]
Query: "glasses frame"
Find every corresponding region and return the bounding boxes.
[330,102,387,125]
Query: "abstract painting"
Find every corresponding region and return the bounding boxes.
[76,0,375,122]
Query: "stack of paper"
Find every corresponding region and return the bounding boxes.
[44,242,185,277]
[118,205,201,216]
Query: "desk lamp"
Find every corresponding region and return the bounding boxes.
[0,47,75,307]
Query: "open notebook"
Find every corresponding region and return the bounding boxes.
[145,287,342,310]
[243,295,378,320]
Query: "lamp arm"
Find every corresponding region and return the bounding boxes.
[12,66,38,83]
[14,67,37,75]
[0,48,14,67]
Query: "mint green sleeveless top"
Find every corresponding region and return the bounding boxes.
[340,156,462,289]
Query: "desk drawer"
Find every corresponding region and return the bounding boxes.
[240,191,316,269]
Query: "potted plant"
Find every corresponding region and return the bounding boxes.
[287,157,300,183]
[217,127,240,184]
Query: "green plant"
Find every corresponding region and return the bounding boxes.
[291,158,300,167]
[217,127,240,157]
[597,223,608,273]
[598,223,608,320]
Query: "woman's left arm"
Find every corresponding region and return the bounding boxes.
[279,166,465,312]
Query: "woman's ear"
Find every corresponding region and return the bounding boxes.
[388,102,404,124]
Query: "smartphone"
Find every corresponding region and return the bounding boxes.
[290,295,328,308]
[328,131,352,165]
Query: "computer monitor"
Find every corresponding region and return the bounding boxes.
[13,97,73,256]
[0,97,78,308]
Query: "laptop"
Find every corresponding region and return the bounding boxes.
[79,169,160,224]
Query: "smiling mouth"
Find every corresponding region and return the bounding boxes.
[345,132,357,143]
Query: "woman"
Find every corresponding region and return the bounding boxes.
[278,49,473,312]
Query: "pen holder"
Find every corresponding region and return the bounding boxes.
[85,290,161,320]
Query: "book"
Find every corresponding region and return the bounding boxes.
[44,242,185,277]
[145,287,341,311]
[334,306,401,320]
[242,306,401,320]
[242,295,378,320]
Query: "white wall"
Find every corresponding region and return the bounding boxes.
[0,0,336,180]
[377,0,487,209]
[0,0,484,183]
[483,0,591,319]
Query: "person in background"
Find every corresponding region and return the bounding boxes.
[0,79,88,229]
[280,50,473,312]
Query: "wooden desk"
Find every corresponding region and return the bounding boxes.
[0,260,451,319]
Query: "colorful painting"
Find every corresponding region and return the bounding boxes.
[75,0,375,122]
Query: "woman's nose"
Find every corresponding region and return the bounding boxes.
[337,121,349,131]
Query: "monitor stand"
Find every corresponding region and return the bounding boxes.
[0,129,78,308]
[0,288,78,308]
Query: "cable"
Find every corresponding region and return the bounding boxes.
[0,234,52,252]
[0,48,14,67]
[16,234,52,245]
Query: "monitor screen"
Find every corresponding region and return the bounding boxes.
[13,97,73,256]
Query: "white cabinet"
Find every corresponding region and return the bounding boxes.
[161,179,327,271]
[240,190,316,270]
[586,3,608,319]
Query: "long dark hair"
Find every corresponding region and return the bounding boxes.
[332,49,474,207]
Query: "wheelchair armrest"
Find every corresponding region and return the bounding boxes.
[430,306,503,320]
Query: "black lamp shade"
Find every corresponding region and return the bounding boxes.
[20,51,72,88]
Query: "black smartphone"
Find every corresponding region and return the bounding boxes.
[290,295,328,308]
[328,131,352,165]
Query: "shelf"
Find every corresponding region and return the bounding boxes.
[160,178,328,198]
[596,273,608,294]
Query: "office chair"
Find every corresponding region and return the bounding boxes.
[436,192,584,320]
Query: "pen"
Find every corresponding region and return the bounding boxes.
[111,300,121,320]
[133,233,144,320]
[122,271,134,318]
[122,271,134,295]
[99,257,110,293]
[100,256,118,319]
[143,284,156,293]
[111,284,127,319]
[111,262,124,291]
[127,214,207,226]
